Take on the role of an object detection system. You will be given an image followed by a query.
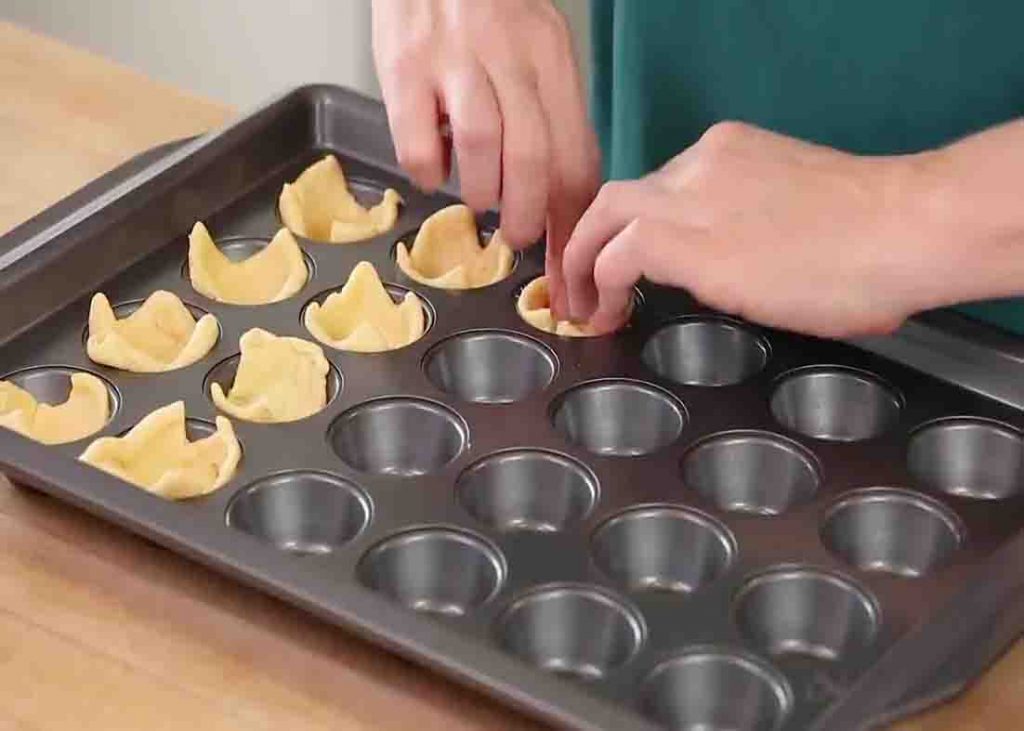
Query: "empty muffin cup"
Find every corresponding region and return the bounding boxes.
[225,471,370,554]
[908,417,1023,500]
[357,528,505,616]
[496,585,644,680]
[591,507,735,593]
[681,431,820,515]
[328,397,468,476]
[639,650,792,731]
[456,449,597,532]
[771,367,901,442]
[551,379,686,456]
[821,488,963,577]
[424,330,557,404]
[642,317,768,387]
[734,568,879,661]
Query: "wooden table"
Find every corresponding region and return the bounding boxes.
[0,20,1021,730]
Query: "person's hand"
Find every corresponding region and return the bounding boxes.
[372,0,601,311]
[561,121,957,339]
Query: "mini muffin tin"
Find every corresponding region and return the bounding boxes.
[3,86,1024,730]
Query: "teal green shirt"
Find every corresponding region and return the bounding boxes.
[591,0,1024,334]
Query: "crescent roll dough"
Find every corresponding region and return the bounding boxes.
[211,328,330,423]
[0,372,109,445]
[279,155,402,243]
[188,222,307,305]
[80,401,240,500]
[396,204,514,289]
[517,276,605,337]
[87,291,219,373]
[304,261,425,353]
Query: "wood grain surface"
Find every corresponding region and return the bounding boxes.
[0,19,1020,730]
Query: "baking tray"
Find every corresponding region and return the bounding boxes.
[3,85,1024,730]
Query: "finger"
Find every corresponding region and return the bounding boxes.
[531,14,597,195]
[442,61,502,211]
[378,70,447,192]
[544,239,568,319]
[588,218,696,332]
[486,63,550,248]
[547,179,600,318]
[530,12,601,317]
[541,175,599,320]
[561,181,660,321]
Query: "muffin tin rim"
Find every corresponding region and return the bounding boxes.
[421,327,560,403]
[223,467,375,551]
[453,445,600,531]
[640,312,773,387]
[820,485,968,544]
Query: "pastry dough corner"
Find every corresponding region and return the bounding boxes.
[304,261,425,353]
[188,222,307,305]
[87,290,219,372]
[79,401,240,500]
[279,155,402,243]
[396,204,514,289]
[517,276,613,337]
[0,371,110,445]
[211,328,330,423]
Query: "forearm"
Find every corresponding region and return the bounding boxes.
[905,118,1024,310]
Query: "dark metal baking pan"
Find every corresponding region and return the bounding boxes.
[3,85,1024,731]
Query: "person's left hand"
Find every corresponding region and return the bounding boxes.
[559,121,945,339]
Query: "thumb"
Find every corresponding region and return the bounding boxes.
[545,176,598,320]
[588,217,703,332]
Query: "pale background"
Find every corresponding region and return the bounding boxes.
[2,0,591,110]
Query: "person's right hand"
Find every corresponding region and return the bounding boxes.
[372,0,601,312]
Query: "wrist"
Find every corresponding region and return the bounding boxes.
[871,149,1013,314]
[894,139,1024,311]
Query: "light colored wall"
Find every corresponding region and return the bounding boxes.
[3,0,590,111]
[3,0,377,108]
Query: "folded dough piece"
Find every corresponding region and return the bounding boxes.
[279,155,402,243]
[304,261,425,353]
[517,276,608,337]
[211,328,329,423]
[80,401,240,500]
[396,204,514,290]
[0,372,109,445]
[188,222,307,305]
[87,291,219,373]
